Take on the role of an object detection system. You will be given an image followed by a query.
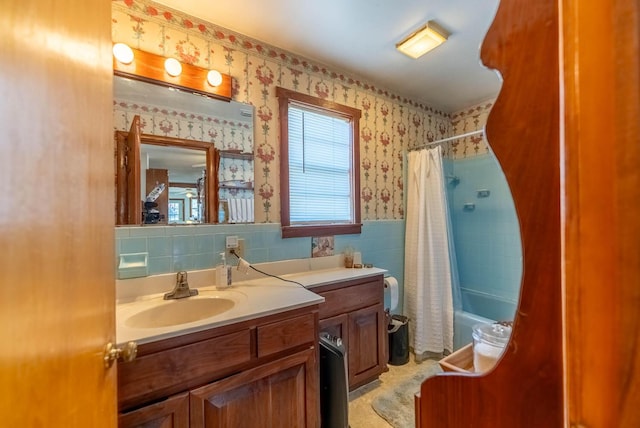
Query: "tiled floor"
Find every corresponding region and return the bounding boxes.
[348,356,428,428]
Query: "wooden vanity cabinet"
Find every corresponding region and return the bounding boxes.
[314,274,386,390]
[118,306,319,428]
[118,392,189,428]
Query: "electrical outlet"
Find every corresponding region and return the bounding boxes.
[227,238,244,259]
[225,235,239,249]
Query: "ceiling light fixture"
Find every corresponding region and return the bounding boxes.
[207,70,223,87]
[164,58,182,77]
[396,20,449,59]
[112,43,134,64]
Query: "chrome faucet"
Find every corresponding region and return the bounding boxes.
[164,271,199,300]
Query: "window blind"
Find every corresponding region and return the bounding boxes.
[288,104,353,224]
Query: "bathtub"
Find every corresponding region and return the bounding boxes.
[453,310,495,350]
[453,289,517,350]
[461,288,517,321]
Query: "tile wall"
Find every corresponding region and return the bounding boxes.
[446,153,522,320]
[116,220,406,311]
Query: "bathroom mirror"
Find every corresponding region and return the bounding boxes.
[113,75,254,225]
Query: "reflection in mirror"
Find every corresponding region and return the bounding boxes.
[113,75,254,226]
[115,125,218,225]
[141,144,207,224]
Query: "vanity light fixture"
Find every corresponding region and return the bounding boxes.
[396,20,450,59]
[164,58,182,77]
[207,70,223,87]
[113,46,232,101]
[112,43,134,64]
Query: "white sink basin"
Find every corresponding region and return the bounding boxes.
[124,296,236,328]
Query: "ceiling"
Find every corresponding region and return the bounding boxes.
[153,0,502,112]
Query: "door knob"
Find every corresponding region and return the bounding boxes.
[104,341,138,368]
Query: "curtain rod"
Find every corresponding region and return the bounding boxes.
[410,129,484,151]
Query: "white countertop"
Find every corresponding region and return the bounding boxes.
[116,264,386,346]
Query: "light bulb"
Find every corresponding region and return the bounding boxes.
[164,58,182,77]
[112,43,134,64]
[207,70,223,87]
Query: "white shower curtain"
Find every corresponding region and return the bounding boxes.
[404,146,455,358]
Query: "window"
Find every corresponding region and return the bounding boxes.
[168,199,184,223]
[276,87,361,238]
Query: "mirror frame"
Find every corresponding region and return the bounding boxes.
[115,128,219,225]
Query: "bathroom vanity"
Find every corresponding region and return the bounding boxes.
[118,306,319,427]
[115,265,386,427]
[313,275,386,390]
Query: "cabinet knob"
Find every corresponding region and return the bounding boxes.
[103,341,138,368]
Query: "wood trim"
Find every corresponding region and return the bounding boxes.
[276,87,361,119]
[169,182,199,188]
[278,88,292,229]
[115,132,128,225]
[207,144,219,224]
[276,86,362,238]
[127,117,142,224]
[113,46,232,101]
[114,130,219,225]
[562,0,640,426]
[416,0,564,425]
[282,223,362,238]
[219,149,253,160]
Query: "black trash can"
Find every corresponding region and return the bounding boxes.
[388,314,409,366]
[319,332,349,428]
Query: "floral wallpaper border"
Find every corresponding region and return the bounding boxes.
[112,0,497,223]
[115,0,449,116]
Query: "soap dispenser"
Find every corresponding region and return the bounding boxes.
[216,252,229,288]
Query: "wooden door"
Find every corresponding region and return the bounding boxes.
[0,0,116,426]
[562,0,640,426]
[119,392,189,428]
[190,349,316,428]
[348,305,384,389]
[115,116,142,225]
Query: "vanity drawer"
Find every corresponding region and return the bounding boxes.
[257,313,316,358]
[118,329,251,411]
[317,279,382,320]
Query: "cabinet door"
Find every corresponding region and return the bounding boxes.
[348,304,385,388]
[190,349,318,428]
[119,392,189,428]
[319,313,348,349]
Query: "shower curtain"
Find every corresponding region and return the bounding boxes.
[404,146,456,359]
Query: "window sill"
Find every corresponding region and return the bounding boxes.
[281,223,362,238]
